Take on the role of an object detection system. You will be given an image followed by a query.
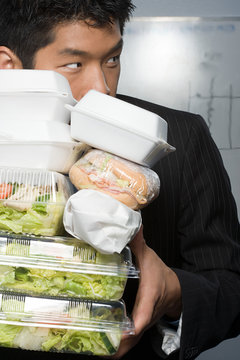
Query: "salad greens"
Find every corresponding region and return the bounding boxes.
[0,324,121,355]
[0,184,66,236]
[0,265,126,300]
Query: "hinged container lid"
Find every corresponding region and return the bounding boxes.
[0,70,74,99]
[0,167,74,206]
[0,292,134,334]
[0,233,139,278]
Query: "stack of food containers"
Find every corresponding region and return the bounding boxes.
[0,69,88,172]
[0,70,138,356]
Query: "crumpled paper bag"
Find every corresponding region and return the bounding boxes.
[63,189,142,254]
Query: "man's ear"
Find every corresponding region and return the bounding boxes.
[0,46,23,69]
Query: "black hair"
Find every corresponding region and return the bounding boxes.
[0,0,135,68]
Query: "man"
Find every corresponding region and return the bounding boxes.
[0,1,240,360]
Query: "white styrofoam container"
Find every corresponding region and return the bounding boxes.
[0,141,90,174]
[0,69,76,124]
[67,90,175,167]
[70,89,168,138]
[0,119,73,142]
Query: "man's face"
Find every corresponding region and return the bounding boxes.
[34,20,122,100]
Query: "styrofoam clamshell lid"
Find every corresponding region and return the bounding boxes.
[0,167,74,205]
[0,291,134,334]
[68,90,176,167]
[0,233,139,278]
[0,70,73,97]
[69,90,168,139]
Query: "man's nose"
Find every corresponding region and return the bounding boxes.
[80,66,110,99]
[91,67,110,94]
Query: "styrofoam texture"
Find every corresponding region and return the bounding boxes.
[69,110,175,167]
[71,90,168,139]
[0,141,90,174]
[0,69,72,94]
[0,94,74,124]
[0,69,76,124]
[0,119,73,142]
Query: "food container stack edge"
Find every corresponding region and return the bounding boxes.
[0,291,134,355]
[0,233,139,300]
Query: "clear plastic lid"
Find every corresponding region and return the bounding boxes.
[0,292,133,333]
[0,292,134,354]
[0,233,139,300]
[0,167,73,204]
[0,167,75,236]
[0,233,139,277]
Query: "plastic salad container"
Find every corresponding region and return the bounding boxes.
[0,292,134,355]
[0,233,139,300]
[0,167,75,236]
[0,69,76,124]
[0,141,89,174]
[67,90,175,167]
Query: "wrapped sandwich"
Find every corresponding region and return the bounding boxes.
[69,149,160,210]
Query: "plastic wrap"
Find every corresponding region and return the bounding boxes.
[69,149,160,210]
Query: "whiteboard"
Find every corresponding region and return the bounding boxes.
[118,17,240,218]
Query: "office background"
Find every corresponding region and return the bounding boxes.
[118,1,240,359]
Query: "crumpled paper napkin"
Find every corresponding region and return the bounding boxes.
[63,189,142,254]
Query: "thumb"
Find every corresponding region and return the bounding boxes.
[131,284,155,335]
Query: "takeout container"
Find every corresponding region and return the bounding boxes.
[0,167,75,236]
[0,233,139,300]
[0,69,76,124]
[67,90,175,167]
[0,292,134,355]
[0,119,73,142]
[0,141,89,174]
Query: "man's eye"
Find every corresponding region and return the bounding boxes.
[66,62,82,69]
[107,55,120,64]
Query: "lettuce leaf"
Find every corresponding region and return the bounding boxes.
[0,324,120,355]
[0,324,21,347]
[42,329,119,355]
[0,192,65,236]
[0,265,126,300]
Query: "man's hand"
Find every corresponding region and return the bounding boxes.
[111,226,182,359]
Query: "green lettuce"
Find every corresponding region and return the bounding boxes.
[0,324,121,355]
[0,266,126,300]
[0,324,21,347]
[0,192,65,236]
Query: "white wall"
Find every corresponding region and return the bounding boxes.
[129,2,240,360]
[132,0,240,17]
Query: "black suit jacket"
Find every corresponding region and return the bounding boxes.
[116,94,240,360]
